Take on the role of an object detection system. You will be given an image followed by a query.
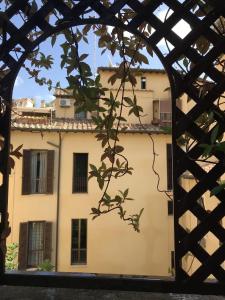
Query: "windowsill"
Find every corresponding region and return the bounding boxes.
[28,193,48,195]
[108,87,153,92]
[22,193,52,196]
[71,263,87,266]
[72,192,88,194]
[26,267,38,271]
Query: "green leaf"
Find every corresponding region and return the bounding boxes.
[51,35,56,47]
[215,141,225,152]
[210,183,225,196]
[80,53,88,61]
[210,125,219,144]
[114,145,124,154]
[183,57,189,69]
[89,164,97,171]
[97,177,104,190]
[124,188,129,198]
[91,207,100,214]
[199,143,213,157]
[124,97,133,106]
[139,208,144,217]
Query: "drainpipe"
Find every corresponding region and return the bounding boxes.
[47,132,62,272]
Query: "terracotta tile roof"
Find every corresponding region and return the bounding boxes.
[11,116,167,134]
[98,67,166,74]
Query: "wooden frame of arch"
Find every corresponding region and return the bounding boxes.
[0,0,225,295]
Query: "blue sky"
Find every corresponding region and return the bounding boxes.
[12,4,191,107]
[13,32,164,106]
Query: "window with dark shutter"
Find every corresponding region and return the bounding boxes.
[18,222,28,270]
[73,153,88,193]
[167,144,172,190]
[22,150,31,195]
[22,150,54,195]
[18,221,52,270]
[47,150,54,194]
[27,221,45,267]
[71,219,87,264]
[44,222,52,261]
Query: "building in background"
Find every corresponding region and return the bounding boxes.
[8,68,174,276]
[13,98,35,108]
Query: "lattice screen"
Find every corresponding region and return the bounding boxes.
[0,0,224,285]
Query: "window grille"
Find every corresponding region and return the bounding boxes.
[71,219,87,264]
[28,222,44,268]
[73,153,88,193]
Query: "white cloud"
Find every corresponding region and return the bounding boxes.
[15,76,24,87]
[46,94,55,101]
[34,94,55,102]
[33,94,55,107]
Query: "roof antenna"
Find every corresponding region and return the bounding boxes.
[108,54,113,67]
[107,54,116,67]
[93,11,97,79]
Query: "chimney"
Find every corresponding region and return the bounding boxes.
[41,100,46,108]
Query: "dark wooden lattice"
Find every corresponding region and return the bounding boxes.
[0,0,225,292]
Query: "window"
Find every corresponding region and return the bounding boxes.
[75,111,87,120]
[141,77,146,89]
[167,144,172,190]
[152,100,159,123]
[160,112,172,122]
[168,200,173,215]
[71,219,87,264]
[31,151,47,193]
[160,100,172,126]
[152,100,172,125]
[73,153,88,193]
[28,222,44,267]
[22,150,54,195]
[18,221,52,270]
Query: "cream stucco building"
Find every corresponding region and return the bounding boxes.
[8,67,175,276]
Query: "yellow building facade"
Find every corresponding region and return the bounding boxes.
[8,68,174,276]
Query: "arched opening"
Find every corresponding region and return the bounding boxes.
[7,10,175,278]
